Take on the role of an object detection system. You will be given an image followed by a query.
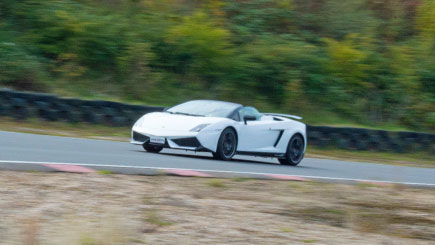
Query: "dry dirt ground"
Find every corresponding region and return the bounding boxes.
[0,171,434,245]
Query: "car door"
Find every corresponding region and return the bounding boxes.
[236,107,281,152]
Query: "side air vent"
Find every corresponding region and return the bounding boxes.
[172,137,201,147]
[133,131,149,142]
[274,130,284,147]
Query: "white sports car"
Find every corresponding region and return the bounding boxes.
[131,100,306,166]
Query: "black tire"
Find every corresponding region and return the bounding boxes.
[143,143,163,153]
[279,134,305,166]
[213,128,237,161]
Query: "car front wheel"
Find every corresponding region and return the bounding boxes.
[143,143,163,153]
[213,128,237,161]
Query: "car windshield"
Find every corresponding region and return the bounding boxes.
[167,100,241,118]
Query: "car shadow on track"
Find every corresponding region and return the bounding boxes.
[163,152,277,165]
[131,149,320,170]
[132,149,268,164]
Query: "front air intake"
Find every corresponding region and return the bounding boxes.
[133,131,149,143]
[172,137,201,147]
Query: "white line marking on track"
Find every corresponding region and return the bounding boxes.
[1,160,434,186]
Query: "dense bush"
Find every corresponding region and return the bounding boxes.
[0,0,434,131]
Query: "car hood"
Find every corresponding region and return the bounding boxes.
[135,112,227,131]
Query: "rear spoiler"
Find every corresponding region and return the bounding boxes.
[263,113,303,120]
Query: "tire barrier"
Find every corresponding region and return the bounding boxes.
[307,125,434,154]
[1,88,434,154]
[0,88,165,127]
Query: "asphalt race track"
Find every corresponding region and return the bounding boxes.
[0,131,434,186]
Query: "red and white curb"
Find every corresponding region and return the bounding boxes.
[164,169,212,178]
[0,160,434,187]
[266,174,308,181]
[43,164,96,173]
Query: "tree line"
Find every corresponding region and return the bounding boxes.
[0,0,434,131]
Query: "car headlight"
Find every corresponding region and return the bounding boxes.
[190,124,210,132]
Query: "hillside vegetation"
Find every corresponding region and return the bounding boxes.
[0,0,434,131]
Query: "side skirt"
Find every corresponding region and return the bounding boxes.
[236,151,285,158]
[155,145,213,153]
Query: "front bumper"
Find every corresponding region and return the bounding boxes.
[131,128,212,152]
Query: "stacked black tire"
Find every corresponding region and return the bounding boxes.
[0,88,164,127]
[0,88,434,154]
[307,125,435,154]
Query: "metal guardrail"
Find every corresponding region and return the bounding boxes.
[1,89,434,153]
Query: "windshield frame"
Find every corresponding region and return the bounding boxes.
[166,100,243,119]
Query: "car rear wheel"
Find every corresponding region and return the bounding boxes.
[143,143,163,153]
[279,134,304,166]
[213,128,237,161]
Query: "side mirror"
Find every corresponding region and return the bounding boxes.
[163,107,169,112]
[243,115,256,125]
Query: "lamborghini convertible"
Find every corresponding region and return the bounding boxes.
[131,100,306,166]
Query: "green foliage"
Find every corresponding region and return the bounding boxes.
[223,0,294,42]
[0,0,434,131]
[207,179,226,188]
[97,170,113,175]
[165,11,232,80]
[325,35,369,90]
[0,40,45,90]
[416,0,435,43]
